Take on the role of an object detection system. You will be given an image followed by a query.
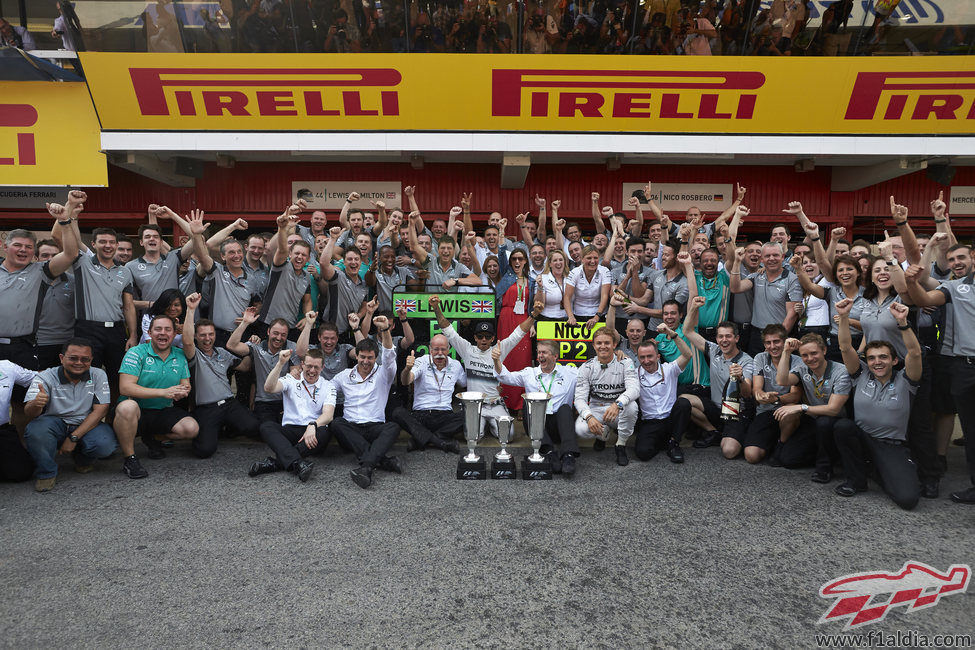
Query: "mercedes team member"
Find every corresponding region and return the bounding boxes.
[573,327,639,467]
[430,295,535,438]
[633,325,693,464]
[400,334,468,445]
[832,298,921,510]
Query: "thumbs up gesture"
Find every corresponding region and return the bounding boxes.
[406,350,416,369]
[491,344,502,361]
[33,383,49,408]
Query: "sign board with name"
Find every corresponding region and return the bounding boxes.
[291,181,401,211]
[392,291,496,320]
[948,186,975,215]
[536,320,607,367]
[622,183,733,213]
[82,52,975,136]
[0,187,63,209]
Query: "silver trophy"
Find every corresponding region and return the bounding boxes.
[522,392,553,479]
[456,391,487,479]
[495,415,514,463]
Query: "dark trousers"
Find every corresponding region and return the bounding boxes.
[906,350,939,483]
[951,357,975,486]
[329,418,400,470]
[193,399,261,458]
[254,400,283,425]
[0,423,33,482]
[412,409,464,441]
[36,344,64,372]
[390,405,439,447]
[258,421,331,470]
[74,321,126,381]
[635,397,691,461]
[834,419,920,510]
[778,414,841,471]
[534,404,578,457]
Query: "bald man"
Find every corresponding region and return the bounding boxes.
[401,334,468,445]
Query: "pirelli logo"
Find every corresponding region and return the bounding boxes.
[128,67,402,118]
[845,71,975,121]
[0,104,37,166]
[491,69,766,120]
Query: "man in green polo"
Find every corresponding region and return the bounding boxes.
[114,314,198,478]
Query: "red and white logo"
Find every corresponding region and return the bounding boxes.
[818,561,970,629]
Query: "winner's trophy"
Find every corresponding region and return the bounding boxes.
[521,392,553,480]
[490,415,517,479]
[456,391,487,480]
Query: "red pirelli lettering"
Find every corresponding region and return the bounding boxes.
[845,71,975,120]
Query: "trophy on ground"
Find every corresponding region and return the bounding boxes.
[456,391,487,480]
[521,391,553,480]
[491,415,517,479]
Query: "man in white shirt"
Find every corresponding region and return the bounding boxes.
[252,348,335,482]
[634,325,693,464]
[0,360,37,483]
[431,296,536,438]
[401,334,467,446]
[494,340,580,476]
[329,316,403,489]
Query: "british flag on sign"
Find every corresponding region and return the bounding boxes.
[395,299,418,313]
[470,300,493,314]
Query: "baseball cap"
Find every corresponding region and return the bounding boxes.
[473,321,496,336]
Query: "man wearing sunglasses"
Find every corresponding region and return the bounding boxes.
[23,338,121,491]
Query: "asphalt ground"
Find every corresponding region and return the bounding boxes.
[1,429,973,649]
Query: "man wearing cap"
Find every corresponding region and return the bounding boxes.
[401,334,468,446]
[23,338,119,491]
[429,296,537,439]
[182,293,259,458]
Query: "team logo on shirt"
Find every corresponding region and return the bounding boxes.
[138,263,146,270]
[146,357,154,365]
[958,285,971,294]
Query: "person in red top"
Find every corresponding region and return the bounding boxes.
[496,248,534,412]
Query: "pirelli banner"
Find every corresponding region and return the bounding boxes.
[79,53,975,135]
[1,82,107,187]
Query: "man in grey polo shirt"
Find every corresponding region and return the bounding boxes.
[23,337,119,491]
[833,298,921,510]
[195,235,252,347]
[773,333,852,482]
[905,243,975,504]
[0,198,79,372]
[407,213,480,292]
[71,226,138,400]
[320,227,372,337]
[183,293,259,459]
[35,238,77,371]
[244,235,270,299]
[729,243,801,356]
[259,207,313,339]
[126,207,204,310]
[226,308,298,424]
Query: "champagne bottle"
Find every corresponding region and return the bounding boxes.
[720,377,741,421]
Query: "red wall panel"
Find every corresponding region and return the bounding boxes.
[2,161,971,239]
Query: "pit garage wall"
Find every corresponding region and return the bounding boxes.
[1,161,972,239]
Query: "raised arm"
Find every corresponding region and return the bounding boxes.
[205,218,248,258]
[264,349,292,394]
[181,292,202,360]
[683,295,707,352]
[273,202,304,267]
[659,322,692,371]
[318,226,342,281]
[338,192,360,230]
[776,338,801,386]
[930,191,957,246]
[535,195,547,241]
[400,350,416,386]
[294,310,318,358]
[789,254,826,298]
[714,183,745,235]
[226,306,258,356]
[835,298,860,375]
[405,211,428,267]
[591,192,606,235]
[728,247,754,294]
[890,196,920,266]
[46,191,83,276]
[903,264,948,308]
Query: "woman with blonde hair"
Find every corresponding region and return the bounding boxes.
[535,249,571,321]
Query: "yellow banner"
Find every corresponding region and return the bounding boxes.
[80,53,975,135]
[0,82,107,187]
